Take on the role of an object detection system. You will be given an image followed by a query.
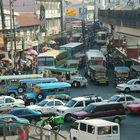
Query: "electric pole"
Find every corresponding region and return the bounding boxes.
[0,0,7,54]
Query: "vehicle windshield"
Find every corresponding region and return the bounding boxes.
[84,104,95,113]
[127,80,135,85]
[65,99,76,107]
[37,100,49,106]
[109,95,120,102]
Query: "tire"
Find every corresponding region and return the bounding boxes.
[125,87,130,93]
[73,137,77,140]
[17,87,25,94]
[64,114,72,122]
[36,94,45,101]
[27,100,36,106]
[8,92,17,98]
[113,117,121,124]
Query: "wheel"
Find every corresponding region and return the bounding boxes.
[27,100,36,106]
[36,94,45,101]
[125,88,130,93]
[113,117,121,124]
[8,92,17,98]
[64,114,72,122]
[17,86,25,94]
[73,137,77,140]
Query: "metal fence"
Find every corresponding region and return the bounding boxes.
[0,122,68,140]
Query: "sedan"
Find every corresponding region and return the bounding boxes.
[3,107,41,124]
[116,79,140,93]
[0,114,29,135]
[27,98,65,115]
[127,103,140,114]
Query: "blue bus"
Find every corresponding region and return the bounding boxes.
[23,82,71,105]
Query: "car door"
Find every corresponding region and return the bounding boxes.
[5,97,15,110]
[43,101,55,114]
[133,81,140,91]
[73,101,84,112]
[53,100,64,113]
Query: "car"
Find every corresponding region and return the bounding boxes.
[71,102,126,124]
[56,95,104,121]
[107,94,140,108]
[3,107,41,124]
[116,79,140,93]
[27,98,65,115]
[127,103,140,114]
[0,96,25,112]
[0,114,30,135]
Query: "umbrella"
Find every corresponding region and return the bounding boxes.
[25,49,38,56]
[1,57,13,64]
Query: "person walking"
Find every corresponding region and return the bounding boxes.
[43,121,52,140]
[18,126,26,140]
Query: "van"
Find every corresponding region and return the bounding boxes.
[70,119,120,140]
[71,102,126,124]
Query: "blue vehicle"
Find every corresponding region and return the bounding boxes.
[23,82,71,105]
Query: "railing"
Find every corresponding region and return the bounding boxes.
[0,122,68,140]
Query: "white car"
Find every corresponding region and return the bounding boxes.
[56,95,103,121]
[107,94,140,108]
[27,98,65,115]
[0,96,25,111]
[116,79,140,93]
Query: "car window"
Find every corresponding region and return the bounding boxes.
[5,98,15,103]
[98,126,111,135]
[0,99,4,104]
[112,126,118,134]
[85,100,95,106]
[88,125,95,134]
[126,97,134,101]
[47,101,54,106]
[75,101,84,107]
[134,81,140,85]
[55,101,63,106]
[80,123,86,131]
[118,97,125,102]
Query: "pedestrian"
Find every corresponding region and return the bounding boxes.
[18,126,26,140]
[43,121,52,140]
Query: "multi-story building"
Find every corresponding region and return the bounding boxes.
[35,0,63,36]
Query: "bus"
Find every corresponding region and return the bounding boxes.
[59,42,83,59]
[37,49,67,72]
[95,31,108,45]
[0,74,43,97]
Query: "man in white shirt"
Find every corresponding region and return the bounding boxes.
[43,121,52,140]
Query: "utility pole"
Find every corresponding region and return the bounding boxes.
[0,0,7,55]
[60,0,64,44]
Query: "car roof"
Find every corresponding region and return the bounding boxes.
[43,98,62,102]
[76,119,119,126]
[114,94,134,97]
[0,114,16,118]
[90,102,122,106]
[0,96,14,99]
[72,96,102,101]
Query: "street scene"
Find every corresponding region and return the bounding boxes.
[0,0,140,140]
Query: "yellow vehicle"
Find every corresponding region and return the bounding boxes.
[37,49,67,72]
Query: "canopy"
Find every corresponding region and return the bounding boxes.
[45,67,77,73]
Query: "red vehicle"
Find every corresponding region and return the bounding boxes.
[127,103,140,114]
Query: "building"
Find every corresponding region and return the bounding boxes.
[98,0,140,64]
[35,0,63,37]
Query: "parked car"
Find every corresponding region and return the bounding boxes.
[116,79,140,93]
[71,102,126,124]
[3,107,41,124]
[0,114,30,135]
[127,103,140,114]
[107,94,140,108]
[0,96,25,112]
[27,98,65,115]
[56,95,103,121]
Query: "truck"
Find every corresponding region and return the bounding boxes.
[70,119,120,140]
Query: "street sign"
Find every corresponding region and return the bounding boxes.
[66,8,77,16]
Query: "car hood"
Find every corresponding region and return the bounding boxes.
[27,105,42,110]
[117,83,129,87]
[19,118,30,124]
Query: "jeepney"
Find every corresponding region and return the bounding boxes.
[88,65,109,85]
[114,66,130,86]
[45,67,88,88]
[66,59,80,70]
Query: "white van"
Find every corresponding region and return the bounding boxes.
[70,119,120,140]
